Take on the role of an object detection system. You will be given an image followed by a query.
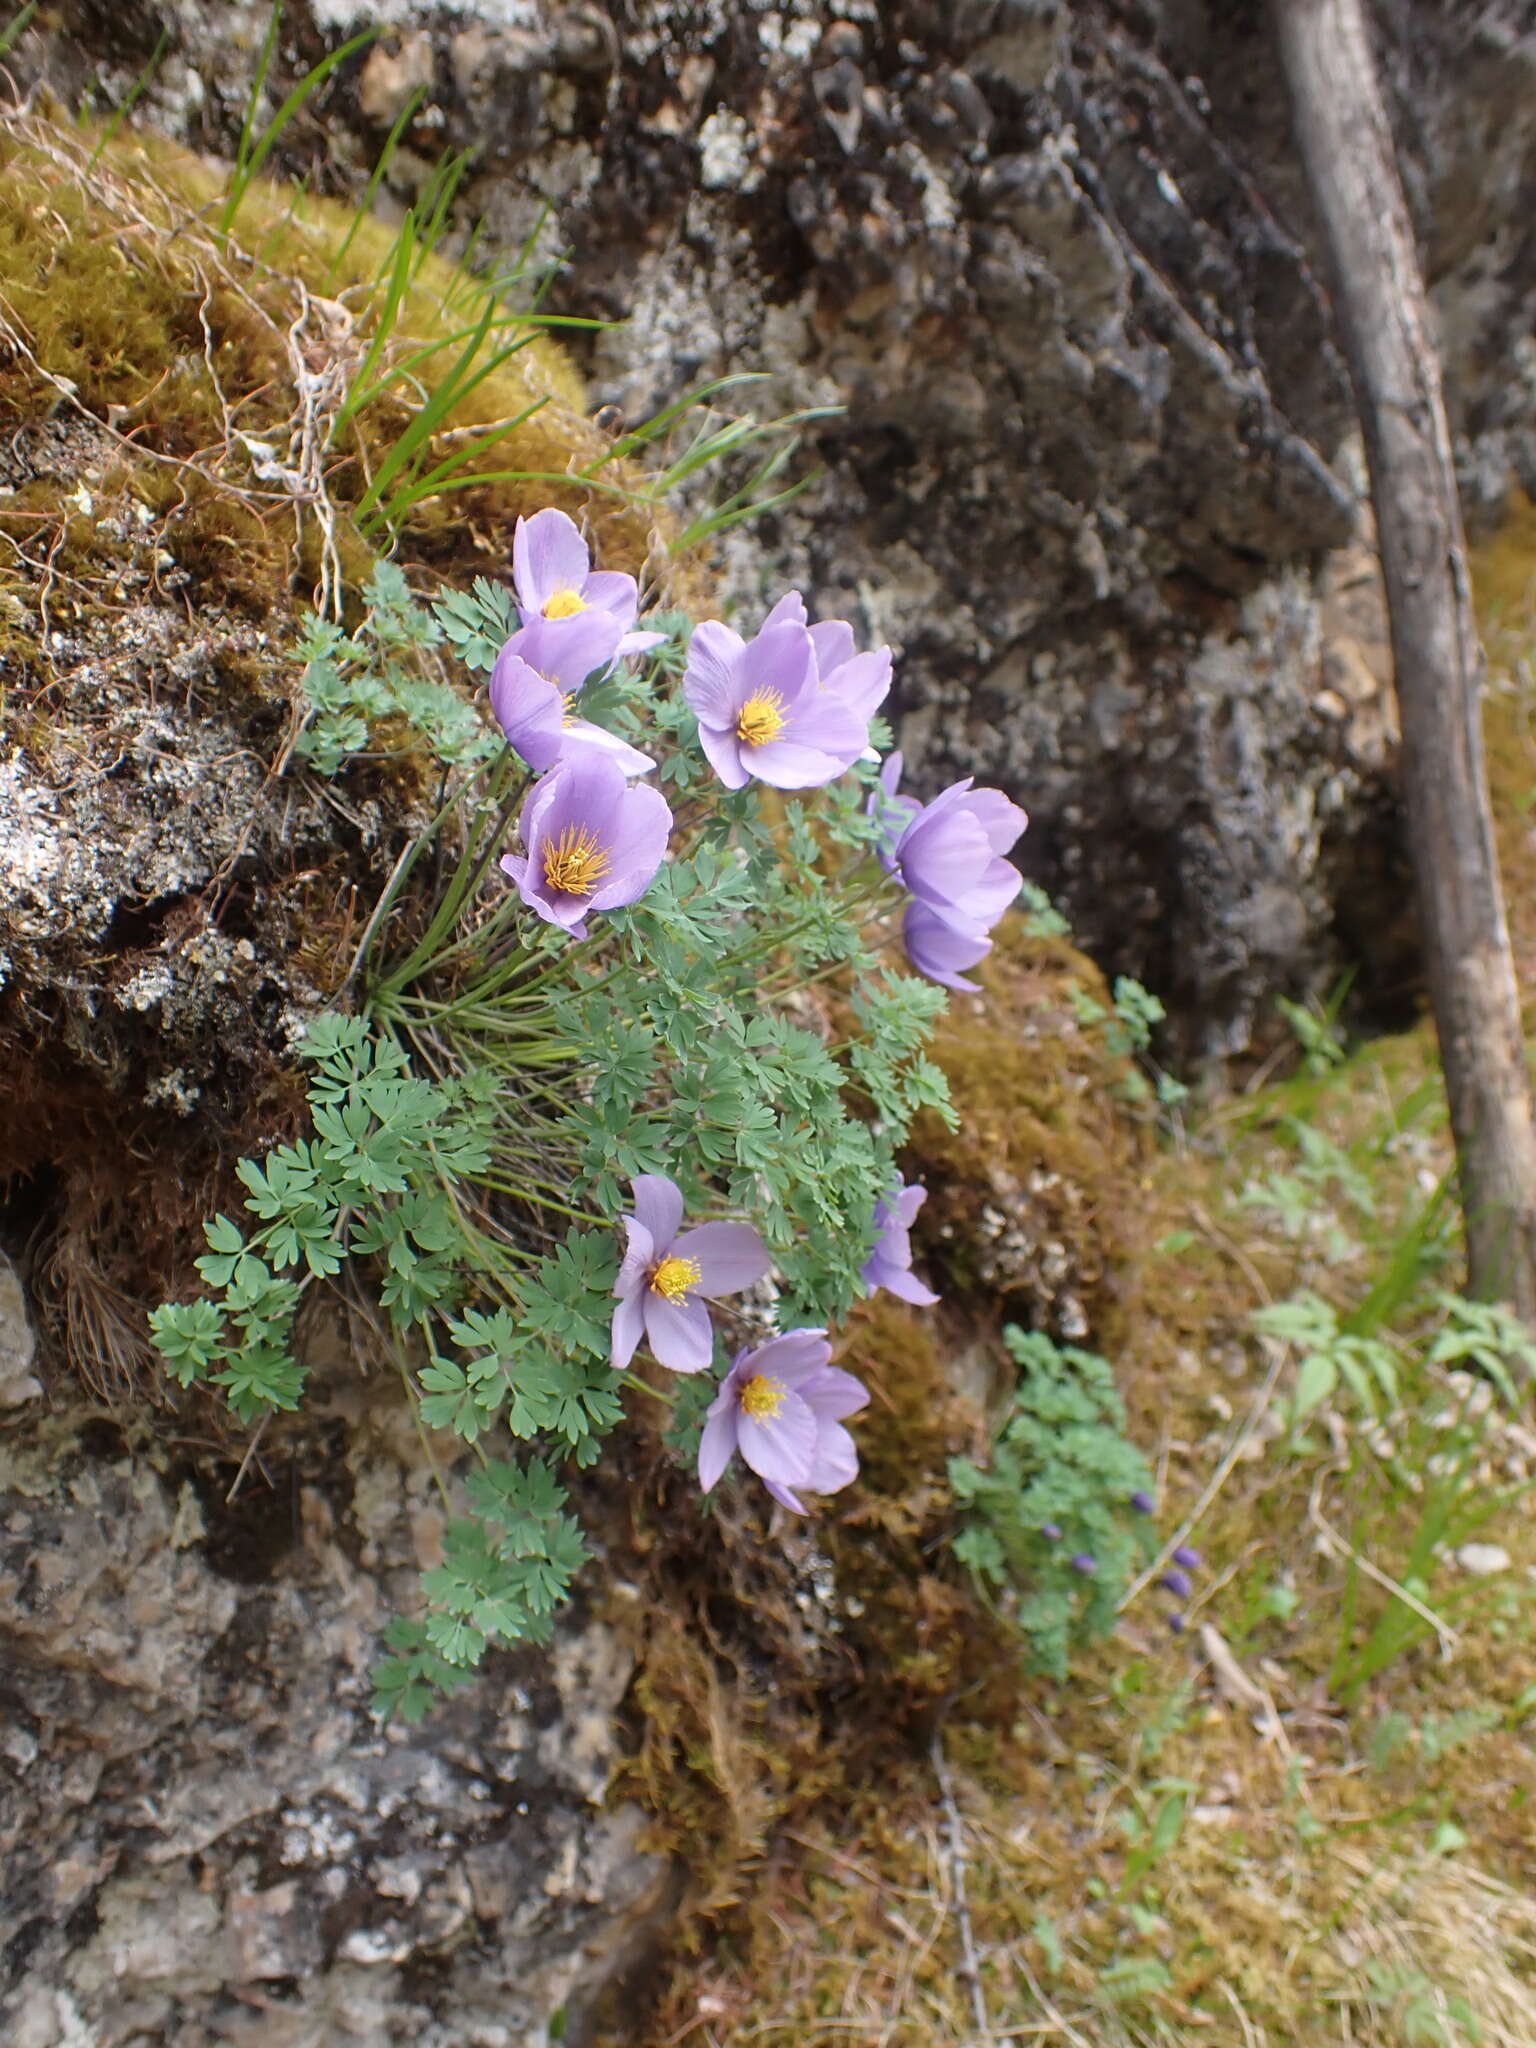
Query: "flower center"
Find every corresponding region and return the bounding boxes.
[542,822,611,896]
[560,691,576,729]
[739,1372,786,1420]
[736,690,786,746]
[649,1255,702,1303]
[543,587,589,620]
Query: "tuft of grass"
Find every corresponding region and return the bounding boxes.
[217,3,382,235]
[0,102,671,622]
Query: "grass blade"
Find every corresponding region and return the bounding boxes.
[0,0,37,55]
[325,83,426,287]
[85,25,170,169]
[219,17,382,233]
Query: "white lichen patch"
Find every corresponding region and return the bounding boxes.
[697,108,758,192]
[313,0,539,26]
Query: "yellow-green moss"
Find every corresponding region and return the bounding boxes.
[910,915,1148,1347]
[0,102,696,645]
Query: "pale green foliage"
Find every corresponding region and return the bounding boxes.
[1356,1962,1482,2047]
[1238,1117,1379,1263]
[1276,988,1349,1076]
[1017,879,1070,939]
[296,561,499,773]
[1253,1271,1536,1699]
[949,1328,1155,1678]
[1252,1290,1400,1442]
[1068,974,1186,1109]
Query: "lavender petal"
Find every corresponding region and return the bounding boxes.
[671,1221,772,1296]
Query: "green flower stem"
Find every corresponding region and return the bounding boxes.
[473,1172,605,1229]
[387,894,532,991]
[618,1368,677,1408]
[344,769,482,995]
[371,754,524,998]
[401,1351,455,1514]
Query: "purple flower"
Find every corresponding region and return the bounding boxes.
[1169,1612,1186,1635]
[1070,1552,1097,1575]
[1159,1569,1193,1601]
[892,773,1027,932]
[500,754,670,938]
[871,754,1027,990]
[1172,1545,1202,1572]
[1130,1490,1157,1516]
[489,613,653,777]
[762,591,892,728]
[683,607,869,790]
[1040,1522,1062,1542]
[901,901,993,992]
[610,1175,771,1374]
[511,507,663,655]
[861,1179,939,1306]
[697,1329,869,1513]
[810,616,892,724]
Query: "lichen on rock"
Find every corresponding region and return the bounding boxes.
[0,1406,675,2048]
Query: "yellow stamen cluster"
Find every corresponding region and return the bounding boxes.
[559,691,576,729]
[543,587,589,619]
[649,1255,702,1303]
[739,1373,786,1420]
[542,822,611,897]
[736,690,786,746]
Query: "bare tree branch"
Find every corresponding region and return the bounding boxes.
[1273,0,1536,1318]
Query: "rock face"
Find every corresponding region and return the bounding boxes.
[0,1403,672,2048]
[24,0,1536,1049]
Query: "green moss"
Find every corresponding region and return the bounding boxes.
[0,103,692,637]
[909,914,1148,1347]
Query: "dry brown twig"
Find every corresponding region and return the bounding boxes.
[931,1727,992,2045]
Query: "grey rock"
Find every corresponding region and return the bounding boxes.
[23,0,1526,1050]
[0,1254,41,1408]
[0,1408,675,2047]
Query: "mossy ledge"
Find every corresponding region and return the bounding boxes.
[0,102,691,1391]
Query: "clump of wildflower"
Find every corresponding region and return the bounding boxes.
[489,613,653,777]
[861,1179,939,1306]
[500,754,670,937]
[1130,1489,1156,1516]
[610,1175,771,1373]
[698,1329,868,1513]
[511,507,662,654]
[684,605,868,790]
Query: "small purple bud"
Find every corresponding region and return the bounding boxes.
[1069,1552,1097,1575]
[1130,1490,1156,1515]
[1040,1522,1062,1542]
[1159,1569,1193,1601]
[1172,1545,1202,1572]
[1168,1613,1186,1635]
